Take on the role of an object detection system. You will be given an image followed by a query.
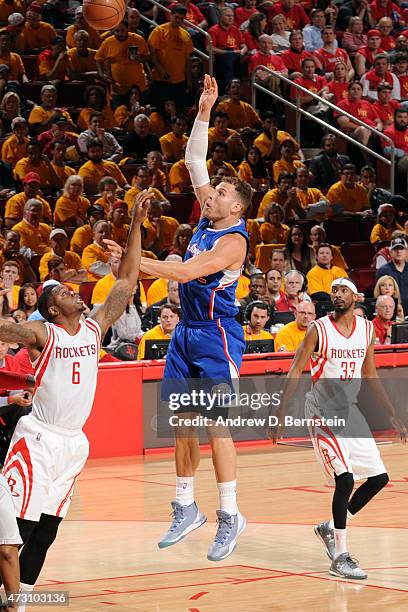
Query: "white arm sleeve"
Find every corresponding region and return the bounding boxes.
[185,118,210,188]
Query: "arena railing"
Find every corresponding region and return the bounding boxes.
[140,0,214,76]
[251,65,395,194]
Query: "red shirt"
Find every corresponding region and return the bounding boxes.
[167,2,204,25]
[314,47,350,73]
[356,45,385,71]
[327,81,349,103]
[291,75,327,99]
[383,124,408,154]
[372,315,392,345]
[372,99,399,125]
[243,31,258,52]
[209,24,244,50]
[235,6,258,28]
[37,129,78,157]
[272,2,309,29]
[397,73,408,99]
[248,51,287,75]
[362,68,396,95]
[281,48,315,73]
[334,98,379,127]
[380,34,396,51]
[369,0,401,23]
[0,354,22,396]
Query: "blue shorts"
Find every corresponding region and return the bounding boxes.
[162,318,245,417]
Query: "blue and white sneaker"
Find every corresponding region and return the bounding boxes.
[207,510,247,561]
[158,501,207,549]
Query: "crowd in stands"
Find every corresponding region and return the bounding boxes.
[0,0,408,365]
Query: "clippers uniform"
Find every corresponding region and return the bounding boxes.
[305,314,386,481]
[2,318,101,521]
[163,217,248,412]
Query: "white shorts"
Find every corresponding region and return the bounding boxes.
[305,397,386,482]
[0,475,22,545]
[1,415,89,522]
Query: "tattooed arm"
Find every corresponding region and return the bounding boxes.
[0,319,48,361]
[91,189,151,337]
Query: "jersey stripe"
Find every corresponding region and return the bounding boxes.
[85,318,101,347]
[33,324,53,374]
[216,319,240,378]
[56,472,80,517]
[209,279,237,320]
[34,327,56,391]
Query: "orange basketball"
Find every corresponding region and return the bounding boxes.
[83,0,126,31]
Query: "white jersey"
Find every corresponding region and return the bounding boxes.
[31,319,101,431]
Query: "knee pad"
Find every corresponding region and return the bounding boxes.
[335,472,355,496]
[16,518,37,545]
[32,515,62,550]
[369,472,389,490]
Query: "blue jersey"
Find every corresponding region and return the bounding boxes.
[179,217,248,322]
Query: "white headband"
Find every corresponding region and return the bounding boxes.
[331,278,358,295]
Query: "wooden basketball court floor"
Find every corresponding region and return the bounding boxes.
[31,442,408,612]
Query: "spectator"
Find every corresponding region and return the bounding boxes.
[265,268,284,304]
[370,203,403,244]
[106,287,143,354]
[170,224,193,258]
[326,163,371,216]
[377,237,408,300]
[372,295,395,344]
[316,26,354,82]
[0,230,36,285]
[124,166,167,210]
[294,167,330,220]
[67,30,98,81]
[95,19,150,109]
[374,273,405,320]
[123,114,160,159]
[149,98,177,138]
[0,91,22,135]
[206,140,237,177]
[393,52,408,101]
[240,272,267,308]
[243,301,273,340]
[336,0,372,33]
[54,175,91,228]
[235,0,258,28]
[81,220,112,281]
[146,151,167,192]
[78,138,130,195]
[360,53,400,101]
[378,16,396,52]
[290,57,329,113]
[372,83,399,128]
[65,5,101,50]
[270,14,290,52]
[285,225,316,274]
[39,228,84,282]
[307,243,348,297]
[373,229,407,268]
[253,111,299,160]
[243,12,267,52]
[273,139,305,184]
[49,140,75,189]
[216,79,261,129]
[342,16,367,58]
[169,148,192,193]
[142,280,180,330]
[303,8,325,52]
[272,0,309,30]
[275,270,311,311]
[335,81,382,149]
[148,4,193,109]
[274,300,316,351]
[369,0,401,26]
[137,304,180,360]
[28,84,72,134]
[309,134,350,191]
[358,165,396,214]
[42,0,73,29]
[17,283,38,319]
[238,146,269,189]
[114,85,146,131]
[38,35,72,83]
[37,115,78,160]
[142,200,179,256]
[12,198,51,256]
[259,203,289,244]
[269,248,288,274]
[207,7,247,94]
[0,30,26,82]
[159,114,188,163]
[248,33,288,79]
[281,30,321,77]
[258,171,297,218]
[1,116,28,167]
[16,2,57,53]
[208,111,246,162]
[93,176,120,214]
[46,255,69,283]
[309,225,348,269]
[77,85,116,131]
[0,260,20,311]
[5,171,51,228]
[91,249,147,308]
[78,112,123,163]
[383,108,408,193]
[69,205,105,256]
[14,139,59,195]
[355,29,384,77]
[0,155,16,196]
[109,201,129,247]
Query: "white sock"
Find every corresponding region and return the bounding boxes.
[17,583,34,612]
[218,480,237,515]
[328,519,334,529]
[175,476,194,506]
[334,528,348,558]
[347,509,355,521]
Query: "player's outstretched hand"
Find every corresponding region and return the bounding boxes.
[132,188,153,224]
[390,415,407,443]
[199,74,218,116]
[102,239,123,260]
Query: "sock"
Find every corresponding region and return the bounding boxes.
[218,480,237,515]
[175,476,194,506]
[328,519,334,529]
[17,583,34,612]
[334,528,347,558]
[347,509,355,521]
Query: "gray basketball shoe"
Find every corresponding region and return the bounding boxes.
[207,510,247,561]
[330,553,368,579]
[314,521,335,560]
[158,501,207,549]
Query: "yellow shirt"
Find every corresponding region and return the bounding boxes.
[5,192,51,223]
[11,219,51,255]
[0,284,20,310]
[142,216,179,252]
[50,163,76,189]
[147,277,168,306]
[238,161,253,183]
[246,218,261,258]
[311,244,348,270]
[273,159,305,183]
[28,106,72,127]
[1,134,28,167]
[95,33,149,94]
[81,243,109,282]
[67,47,97,74]
[39,249,82,281]
[0,0,25,24]
[237,275,250,300]
[70,224,93,254]
[159,132,188,162]
[148,23,194,84]
[258,188,289,218]
[14,158,56,192]
[91,272,146,305]
[243,326,273,341]
[208,126,244,160]
[306,264,348,295]
[146,112,170,137]
[114,104,133,130]
[0,51,25,81]
[260,222,290,244]
[253,130,299,158]
[370,223,404,244]
[77,105,116,131]
[78,160,127,192]
[137,324,171,360]
[326,181,369,213]
[111,223,129,247]
[38,52,70,80]
[216,99,261,129]
[274,321,306,352]
[65,24,101,50]
[168,160,190,193]
[206,159,237,177]
[17,21,56,52]
[125,186,166,211]
[296,187,325,208]
[54,195,90,226]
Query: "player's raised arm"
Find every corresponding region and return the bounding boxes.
[91,190,151,337]
[185,74,218,209]
[0,319,47,352]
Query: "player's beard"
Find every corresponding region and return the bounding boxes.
[333,301,352,312]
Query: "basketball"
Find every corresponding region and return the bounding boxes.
[83,0,126,31]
